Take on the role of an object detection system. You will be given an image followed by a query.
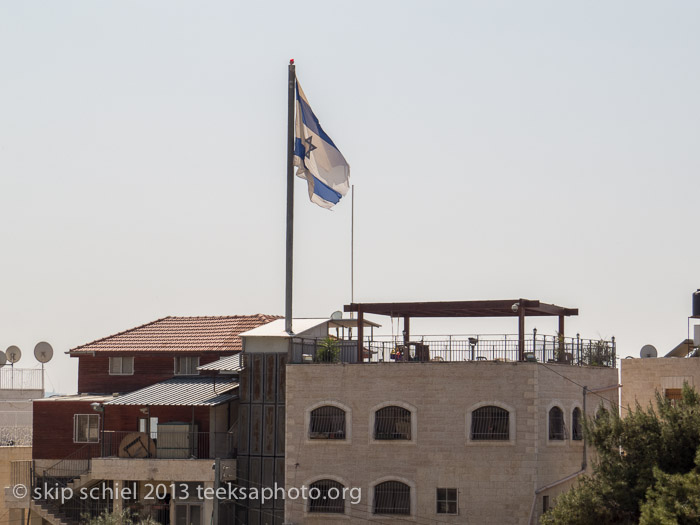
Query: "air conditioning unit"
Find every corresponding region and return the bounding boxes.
[157,423,198,459]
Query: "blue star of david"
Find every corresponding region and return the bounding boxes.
[304,136,317,159]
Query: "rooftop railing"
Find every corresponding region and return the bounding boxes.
[0,368,43,390]
[291,333,616,368]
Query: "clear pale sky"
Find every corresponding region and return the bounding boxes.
[1,1,698,394]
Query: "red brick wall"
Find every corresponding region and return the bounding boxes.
[33,400,100,460]
[76,354,226,394]
[33,400,212,460]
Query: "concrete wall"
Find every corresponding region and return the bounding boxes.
[0,447,32,524]
[621,357,700,409]
[285,362,617,525]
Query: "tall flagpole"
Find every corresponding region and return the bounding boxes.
[285,60,296,334]
[350,185,355,319]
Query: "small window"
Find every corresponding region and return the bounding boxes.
[309,406,346,439]
[174,357,200,375]
[549,407,565,440]
[308,479,345,514]
[74,414,100,443]
[471,406,509,440]
[109,357,134,375]
[374,406,411,440]
[543,495,550,513]
[572,407,583,441]
[139,417,159,439]
[665,388,683,402]
[373,481,410,515]
[436,488,457,515]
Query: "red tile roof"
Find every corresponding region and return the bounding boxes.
[68,315,280,355]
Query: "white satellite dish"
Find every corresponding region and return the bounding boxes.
[640,344,658,359]
[5,346,21,364]
[34,342,54,364]
[0,352,6,368]
[330,310,343,320]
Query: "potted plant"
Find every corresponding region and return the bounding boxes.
[316,337,341,363]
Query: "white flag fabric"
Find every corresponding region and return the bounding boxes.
[293,80,350,209]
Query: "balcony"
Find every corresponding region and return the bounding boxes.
[291,333,616,368]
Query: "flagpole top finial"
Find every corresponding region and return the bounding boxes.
[289,59,294,65]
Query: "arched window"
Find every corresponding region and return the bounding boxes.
[309,406,346,439]
[374,406,411,440]
[470,406,509,440]
[308,479,345,513]
[572,407,583,441]
[373,481,410,515]
[549,407,565,440]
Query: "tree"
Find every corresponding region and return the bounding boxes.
[639,452,700,525]
[542,385,700,524]
[81,509,159,525]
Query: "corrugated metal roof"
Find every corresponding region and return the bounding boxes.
[239,318,328,338]
[197,353,243,372]
[69,315,280,354]
[104,376,238,407]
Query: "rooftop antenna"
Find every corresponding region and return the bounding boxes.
[5,346,21,390]
[34,342,54,393]
[640,344,658,359]
[6,346,21,366]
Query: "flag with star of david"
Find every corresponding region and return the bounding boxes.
[293,80,350,209]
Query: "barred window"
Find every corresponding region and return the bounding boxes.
[309,406,346,440]
[373,481,410,515]
[572,407,583,441]
[374,406,411,440]
[470,406,509,440]
[436,488,457,514]
[308,479,345,514]
[549,407,565,440]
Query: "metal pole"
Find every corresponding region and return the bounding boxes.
[582,386,588,470]
[285,60,296,334]
[213,458,221,525]
[350,184,355,319]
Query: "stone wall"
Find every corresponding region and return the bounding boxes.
[285,362,617,525]
[621,357,700,409]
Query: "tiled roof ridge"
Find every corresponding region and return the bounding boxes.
[70,316,172,353]
[69,313,281,353]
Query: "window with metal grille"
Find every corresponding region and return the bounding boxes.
[436,488,457,514]
[572,407,583,441]
[308,479,345,514]
[373,481,410,515]
[549,407,565,440]
[470,406,509,440]
[374,406,411,440]
[309,406,346,440]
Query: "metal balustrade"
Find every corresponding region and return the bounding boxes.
[291,333,616,368]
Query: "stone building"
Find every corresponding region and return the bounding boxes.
[236,299,619,525]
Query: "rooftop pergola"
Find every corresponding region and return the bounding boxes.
[344,299,579,362]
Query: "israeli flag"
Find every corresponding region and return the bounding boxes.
[293,80,350,209]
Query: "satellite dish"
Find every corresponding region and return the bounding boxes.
[0,352,6,368]
[5,346,21,364]
[640,344,658,359]
[34,342,54,364]
[330,310,343,320]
